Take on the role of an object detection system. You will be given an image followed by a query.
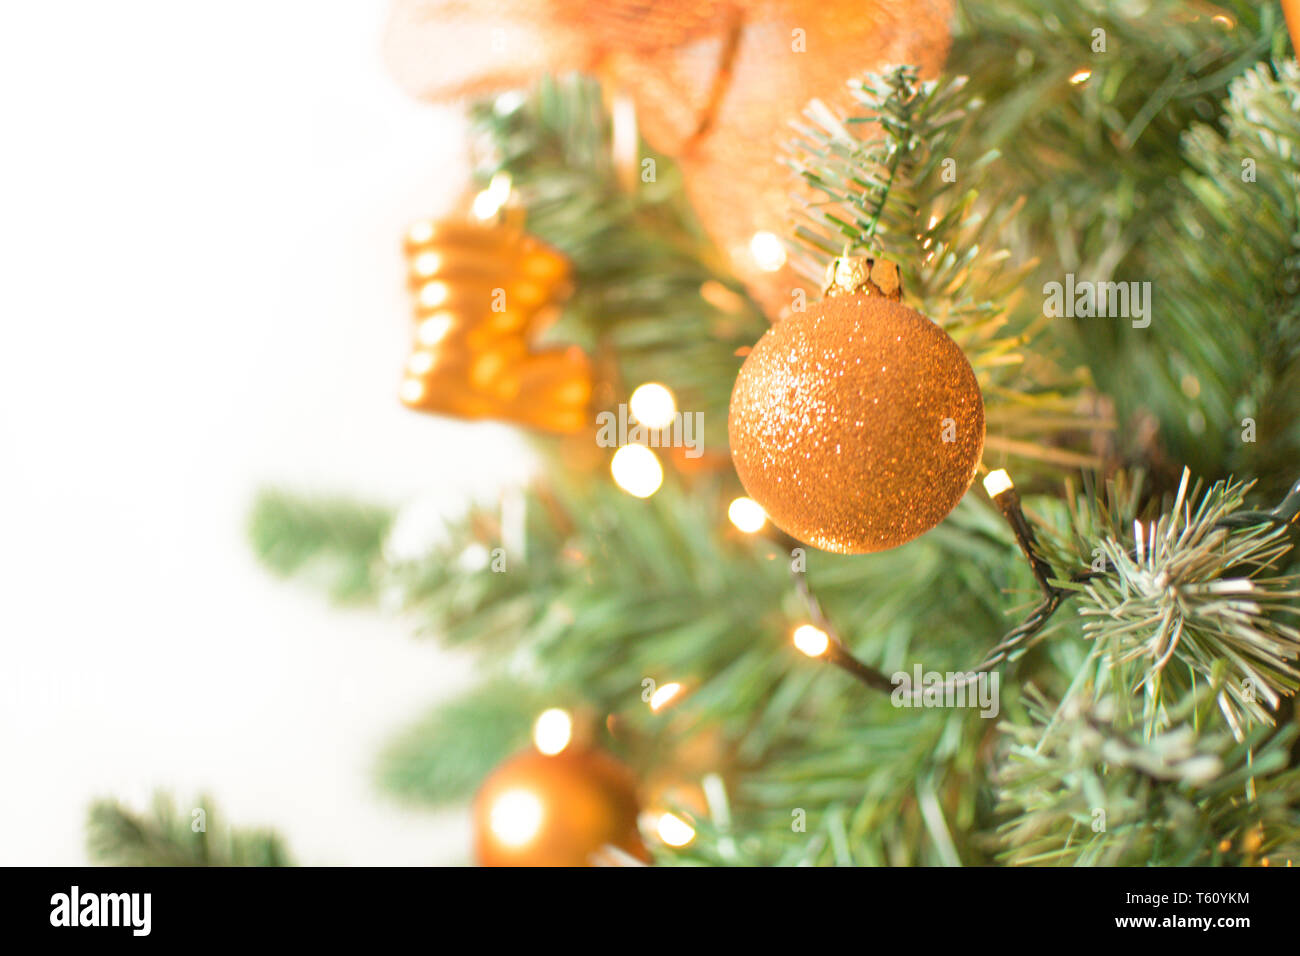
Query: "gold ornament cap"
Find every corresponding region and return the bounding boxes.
[823,255,902,300]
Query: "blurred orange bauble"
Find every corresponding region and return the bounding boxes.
[473,746,649,866]
[383,0,953,320]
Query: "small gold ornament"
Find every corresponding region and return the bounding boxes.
[728,258,984,553]
[473,746,648,867]
[399,215,592,433]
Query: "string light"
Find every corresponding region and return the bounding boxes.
[749,231,787,272]
[492,90,526,116]
[727,496,766,533]
[472,172,513,220]
[629,383,677,429]
[611,444,663,498]
[982,469,1014,498]
[780,460,1300,703]
[793,624,830,658]
[611,93,639,192]
[457,543,490,572]
[656,812,696,847]
[982,466,1057,603]
[532,708,573,756]
[488,789,544,848]
[1068,69,1091,86]
[649,682,683,712]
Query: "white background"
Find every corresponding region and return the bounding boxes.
[0,1,528,864]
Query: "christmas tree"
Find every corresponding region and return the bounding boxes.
[90,0,1300,868]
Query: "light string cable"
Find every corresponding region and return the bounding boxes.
[772,470,1300,693]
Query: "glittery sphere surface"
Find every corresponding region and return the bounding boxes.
[728,295,984,553]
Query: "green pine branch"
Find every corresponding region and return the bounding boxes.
[1136,61,1300,493]
[785,65,1106,478]
[997,687,1300,866]
[87,793,292,867]
[247,489,393,603]
[376,680,546,806]
[950,1,1297,491]
[467,74,769,451]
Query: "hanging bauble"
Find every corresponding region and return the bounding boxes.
[473,746,648,866]
[727,256,984,553]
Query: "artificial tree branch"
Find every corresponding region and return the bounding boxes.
[784,551,896,692]
[775,469,1300,696]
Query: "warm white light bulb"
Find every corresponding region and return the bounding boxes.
[656,812,696,847]
[728,497,767,533]
[982,469,1014,498]
[472,172,513,220]
[532,708,573,756]
[611,445,663,498]
[649,682,683,712]
[793,624,830,658]
[493,91,526,116]
[629,383,676,429]
[749,231,787,272]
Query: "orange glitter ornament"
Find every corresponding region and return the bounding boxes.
[728,261,983,553]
